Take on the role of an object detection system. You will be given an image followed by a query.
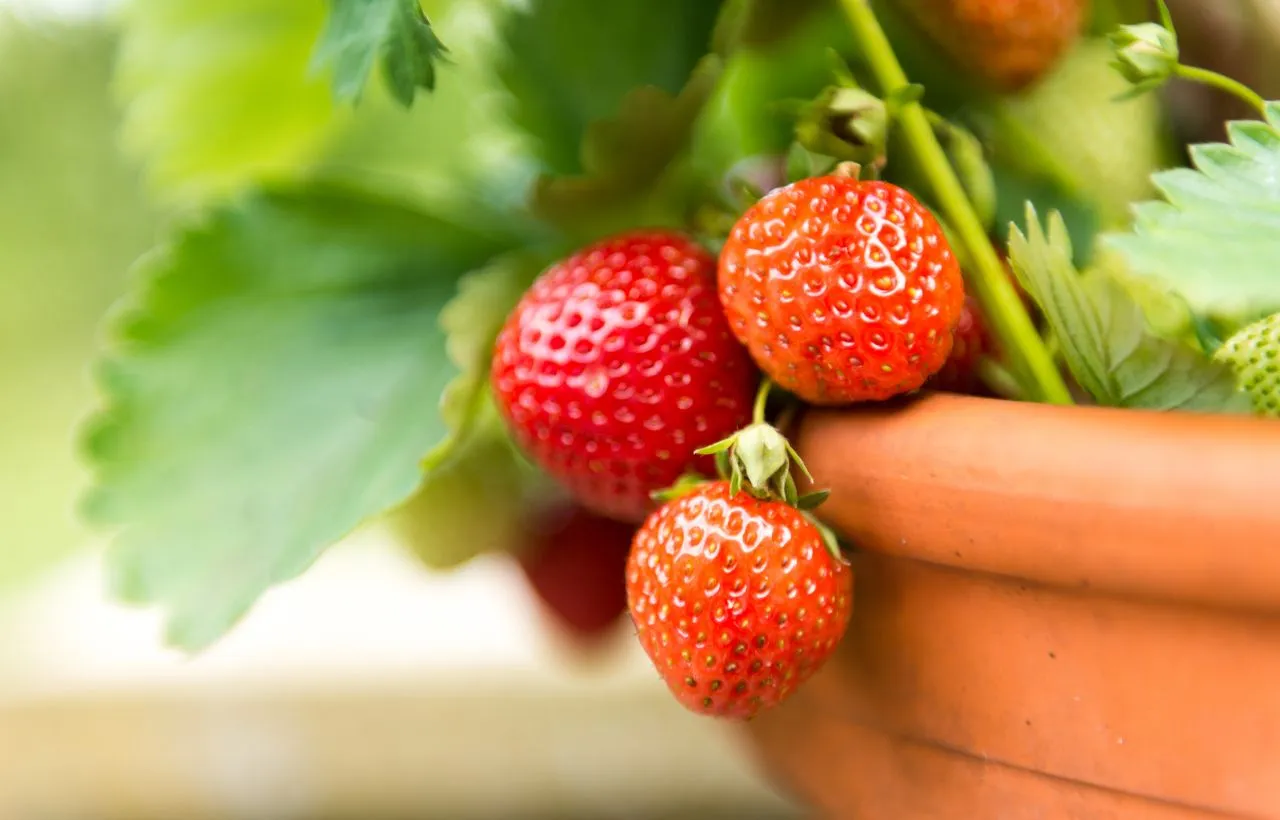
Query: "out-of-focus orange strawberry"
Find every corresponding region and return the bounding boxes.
[897,0,1087,92]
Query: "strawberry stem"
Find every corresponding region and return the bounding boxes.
[835,0,1075,407]
[1173,64,1268,117]
[752,378,774,425]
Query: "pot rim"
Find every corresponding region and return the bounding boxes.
[795,392,1280,613]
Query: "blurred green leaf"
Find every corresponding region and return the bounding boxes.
[691,5,855,177]
[710,0,826,52]
[984,39,1174,232]
[115,0,529,213]
[312,0,447,107]
[494,0,722,177]
[425,251,544,469]
[115,0,339,199]
[387,418,547,571]
[81,183,519,650]
[1105,103,1280,321]
[0,17,161,591]
[1009,206,1247,412]
[531,56,723,234]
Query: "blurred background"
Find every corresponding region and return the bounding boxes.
[0,1,797,817]
[2,0,1280,817]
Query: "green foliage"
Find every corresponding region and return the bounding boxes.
[79,0,1280,654]
[1009,207,1248,413]
[115,0,338,199]
[987,39,1176,233]
[312,0,447,107]
[1215,312,1280,417]
[494,0,722,177]
[386,424,546,571]
[81,184,519,649]
[530,56,723,235]
[426,252,545,469]
[1105,102,1280,321]
[0,17,161,591]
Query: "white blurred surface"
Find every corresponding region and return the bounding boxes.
[0,532,797,819]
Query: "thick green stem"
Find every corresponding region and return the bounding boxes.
[837,0,1074,406]
[752,378,774,424]
[1174,64,1269,118]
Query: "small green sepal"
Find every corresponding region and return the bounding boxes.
[804,512,847,564]
[1108,12,1178,95]
[796,489,830,511]
[650,472,710,505]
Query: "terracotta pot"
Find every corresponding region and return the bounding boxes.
[743,393,1280,819]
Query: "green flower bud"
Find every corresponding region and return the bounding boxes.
[795,85,888,166]
[1108,22,1179,91]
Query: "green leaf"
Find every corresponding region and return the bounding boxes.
[0,19,163,591]
[711,0,827,53]
[311,0,447,107]
[1104,102,1280,320]
[385,426,547,571]
[114,0,506,206]
[1008,206,1248,413]
[81,183,517,650]
[1214,312,1280,418]
[530,56,723,232]
[424,251,545,469]
[978,39,1175,230]
[115,0,339,199]
[494,0,722,177]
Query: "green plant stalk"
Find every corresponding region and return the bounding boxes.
[1173,64,1269,118]
[837,0,1074,406]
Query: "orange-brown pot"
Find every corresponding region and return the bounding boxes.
[744,393,1280,820]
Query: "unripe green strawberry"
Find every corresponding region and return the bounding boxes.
[897,0,1087,92]
[1215,313,1280,418]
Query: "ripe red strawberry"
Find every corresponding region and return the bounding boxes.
[718,175,965,405]
[930,252,1038,394]
[491,231,758,523]
[626,480,853,720]
[516,500,635,642]
[928,292,993,395]
[897,0,1086,92]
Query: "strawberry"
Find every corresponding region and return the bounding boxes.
[718,175,965,405]
[516,499,635,641]
[491,230,758,523]
[626,480,853,720]
[929,255,1029,395]
[896,0,1086,93]
[929,292,992,394]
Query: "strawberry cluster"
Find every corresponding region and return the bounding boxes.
[492,173,971,719]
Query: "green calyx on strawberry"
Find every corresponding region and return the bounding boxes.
[786,52,926,176]
[627,382,853,720]
[659,380,842,560]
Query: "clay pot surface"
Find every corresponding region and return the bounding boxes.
[744,393,1280,819]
